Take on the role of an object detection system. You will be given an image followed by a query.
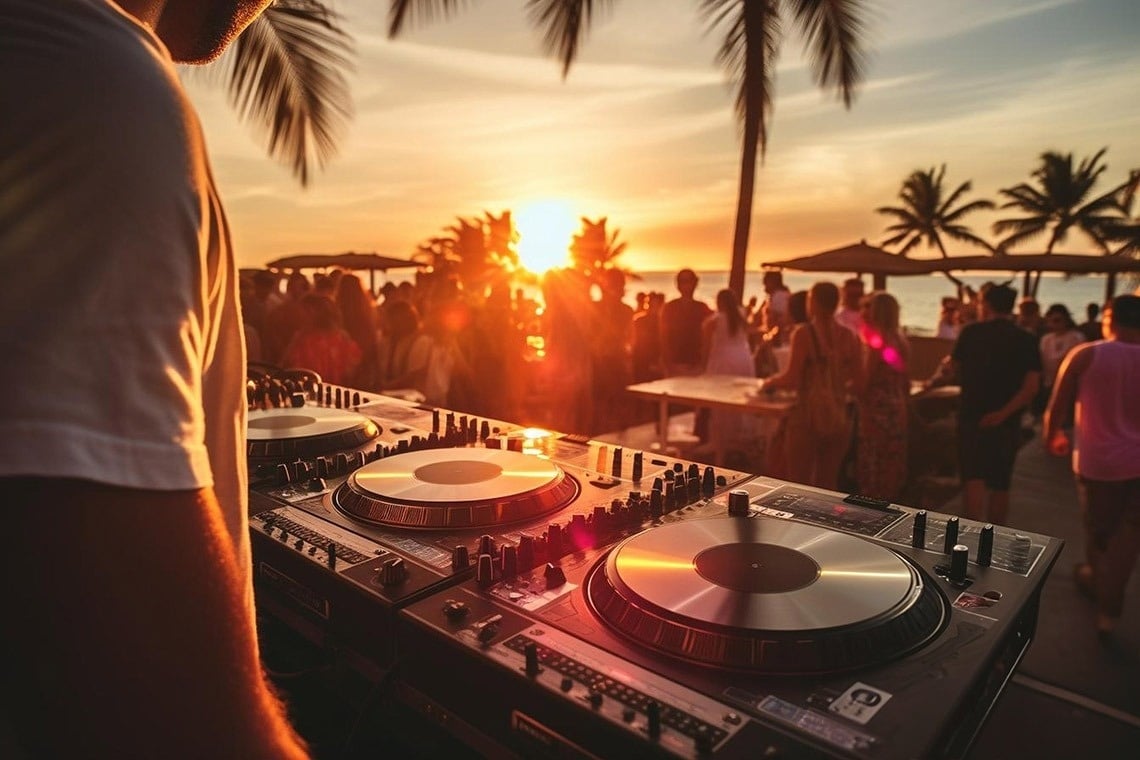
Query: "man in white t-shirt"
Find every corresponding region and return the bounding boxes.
[0,1,307,756]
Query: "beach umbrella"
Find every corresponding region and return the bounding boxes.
[265,251,425,292]
[916,253,1140,301]
[765,240,936,290]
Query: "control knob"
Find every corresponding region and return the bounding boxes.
[727,490,750,517]
[378,557,408,586]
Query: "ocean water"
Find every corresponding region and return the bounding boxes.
[629,270,1125,335]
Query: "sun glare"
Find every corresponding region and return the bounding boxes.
[514,200,577,274]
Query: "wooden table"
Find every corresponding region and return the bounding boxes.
[625,374,795,465]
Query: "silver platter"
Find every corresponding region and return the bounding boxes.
[607,517,918,632]
[350,448,562,504]
[248,406,375,439]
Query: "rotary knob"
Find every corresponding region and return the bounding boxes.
[949,544,969,584]
[378,557,408,587]
[543,562,567,590]
[912,510,927,549]
[977,524,995,567]
[727,490,750,517]
[943,516,960,554]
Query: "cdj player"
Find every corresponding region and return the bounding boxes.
[245,371,1061,758]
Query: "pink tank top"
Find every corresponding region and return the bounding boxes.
[1074,341,1140,480]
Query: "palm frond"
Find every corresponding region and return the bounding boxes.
[388,0,470,37]
[228,1,353,186]
[526,0,613,78]
[788,0,870,107]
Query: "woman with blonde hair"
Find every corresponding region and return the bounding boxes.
[855,291,910,500]
[762,281,862,489]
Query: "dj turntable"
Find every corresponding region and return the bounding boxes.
[244,374,1061,758]
[245,375,753,671]
[396,481,1062,759]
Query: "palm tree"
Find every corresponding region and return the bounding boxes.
[875,165,994,294]
[213,0,354,186]
[388,0,871,300]
[569,216,628,278]
[992,148,1125,297]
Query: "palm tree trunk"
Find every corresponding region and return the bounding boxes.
[935,240,964,299]
[729,118,760,300]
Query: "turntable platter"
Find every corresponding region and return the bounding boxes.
[247,406,381,461]
[334,449,580,530]
[587,516,947,673]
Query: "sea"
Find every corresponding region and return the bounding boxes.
[623,270,1128,335]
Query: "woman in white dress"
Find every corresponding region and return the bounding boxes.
[702,289,757,450]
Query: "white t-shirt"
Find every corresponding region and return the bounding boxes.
[0,0,249,582]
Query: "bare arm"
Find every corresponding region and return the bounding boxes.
[1,478,308,760]
[1043,344,1093,454]
[763,325,809,391]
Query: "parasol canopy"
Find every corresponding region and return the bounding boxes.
[765,240,937,289]
[914,253,1140,275]
[266,252,423,272]
[265,251,425,293]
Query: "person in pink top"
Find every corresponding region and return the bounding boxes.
[1044,295,1140,636]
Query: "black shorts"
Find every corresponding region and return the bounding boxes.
[957,418,1021,491]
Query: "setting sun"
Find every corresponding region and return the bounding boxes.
[514,200,577,274]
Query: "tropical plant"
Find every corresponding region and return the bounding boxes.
[875,165,994,292]
[992,148,1129,296]
[569,216,628,278]
[388,0,872,299]
[414,210,520,294]
[213,0,354,186]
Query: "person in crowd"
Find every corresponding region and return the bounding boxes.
[1044,295,1140,636]
[262,270,312,364]
[835,278,865,335]
[632,291,665,383]
[936,297,961,339]
[660,269,713,439]
[421,276,475,409]
[854,292,910,500]
[761,282,863,489]
[1033,303,1085,419]
[660,269,712,377]
[701,289,757,451]
[1017,297,1045,337]
[335,273,381,390]
[282,294,362,386]
[540,268,595,434]
[468,282,525,420]
[589,268,635,434]
[1078,302,1103,342]
[0,1,309,757]
[375,300,434,396]
[760,269,792,344]
[928,284,1041,525]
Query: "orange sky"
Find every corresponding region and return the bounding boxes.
[184,0,1140,274]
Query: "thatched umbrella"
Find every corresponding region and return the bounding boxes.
[765,240,936,290]
[265,252,424,292]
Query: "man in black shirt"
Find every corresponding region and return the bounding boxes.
[942,284,1041,525]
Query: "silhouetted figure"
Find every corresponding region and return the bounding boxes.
[336,273,381,390]
[376,300,433,396]
[702,289,756,451]
[540,269,594,434]
[763,282,863,489]
[1077,301,1102,342]
[262,271,312,364]
[632,292,665,383]
[1033,303,1084,417]
[933,284,1041,525]
[836,277,865,335]
[283,294,362,386]
[855,292,910,501]
[661,269,712,439]
[590,268,634,434]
